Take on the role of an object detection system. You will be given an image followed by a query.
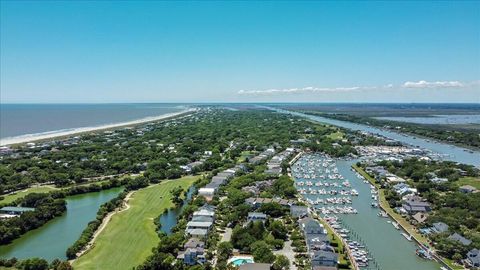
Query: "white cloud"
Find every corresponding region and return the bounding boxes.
[238,86,376,95]
[402,80,464,88]
[237,80,478,95]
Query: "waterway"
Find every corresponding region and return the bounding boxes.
[293,154,440,270]
[0,187,123,262]
[272,108,480,167]
[159,185,197,234]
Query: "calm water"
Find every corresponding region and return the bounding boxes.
[272,108,480,167]
[0,104,184,139]
[159,186,197,234]
[0,187,123,261]
[294,156,439,270]
[375,114,480,125]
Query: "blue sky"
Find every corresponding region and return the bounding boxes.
[1,1,479,103]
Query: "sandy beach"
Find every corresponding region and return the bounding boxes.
[0,108,196,146]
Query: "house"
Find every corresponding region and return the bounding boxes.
[177,238,206,265]
[247,212,267,223]
[265,166,282,175]
[385,175,406,184]
[311,250,338,267]
[198,188,215,200]
[432,222,449,234]
[459,185,477,194]
[192,205,216,221]
[299,217,326,235]
[0,206,35,216]
[466,249,480,268]
[412,212,428,224]
[430,177,448,184]
[402,197,431,214]
[245,197,293,208]
[448,233,472,246]
[290,205,309,218]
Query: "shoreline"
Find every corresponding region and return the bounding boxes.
[0,108,196,147]
[71,190,135,262]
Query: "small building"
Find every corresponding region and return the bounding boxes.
[247,212,267,223]
[448,233,472,246]
[459,185,477,194]
[466,249,480,268]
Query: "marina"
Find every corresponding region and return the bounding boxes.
[273,108,480,167]
[292,153,440,270]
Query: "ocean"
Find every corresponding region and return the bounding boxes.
[0,103,186,141]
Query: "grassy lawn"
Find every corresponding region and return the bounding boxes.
[456,177,480,189]
[0,186,58,205]
[73,176,198,270]
[327,131,344,140]
[237,151,254,163]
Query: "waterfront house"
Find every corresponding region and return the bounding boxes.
[299,217,326,235]
[432,222,449,234]
[290,205,309,218]
[412,212,428,224]
[459,185,477,194]
[198,188,215,200]
[448,233,472,246]
[311,250,338,267]
[0,206,35,217]
[385,175,406,184]
[466,249,480,268]
[402,197,431,214]
[245,197,293,208]
[247,212,267,223]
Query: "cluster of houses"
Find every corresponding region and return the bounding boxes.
[419,221,478,268]
[177,204,216,265]
[248,148,276,165]
[293,206,338,270]
[265,148,296,175]
[198,165,245,201]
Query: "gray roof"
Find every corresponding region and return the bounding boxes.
[432,222,449,233]
[248,212,267,219]
[467,249,480,266]
[448,233,472,246]
[239,263,271,270]
[0,206,35,213]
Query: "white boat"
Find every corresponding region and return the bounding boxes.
[402,232,412,241]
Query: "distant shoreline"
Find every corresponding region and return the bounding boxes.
[0,108,196,147]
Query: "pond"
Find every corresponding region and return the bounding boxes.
[0,187,123,261]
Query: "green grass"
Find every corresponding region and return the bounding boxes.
[327,131,344,140]
[73,176,198,270]
[443,258,465,270]
[237,151,254,163]
[0,186,58,205]
[456,177,480,189]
